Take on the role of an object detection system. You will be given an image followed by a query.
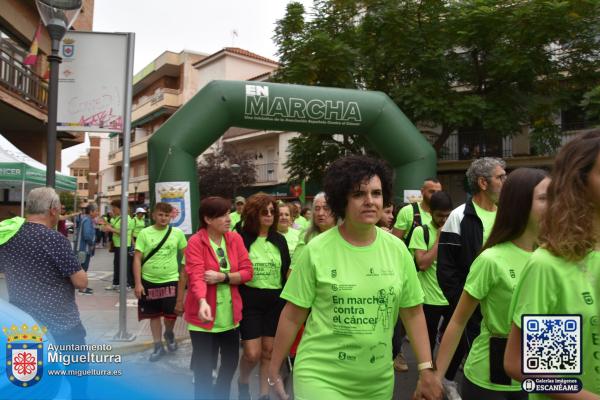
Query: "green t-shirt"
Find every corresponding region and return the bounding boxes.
[188,237,237,333]
[281,226,424,400]
[132,216,147,238]
[295,215,310,231]
[229,211,241,231]
[462,241,530,391]
[408,221,448,306]
[393,202,432,239]
[282,228,301,258]
[111,215,134,247]
[246,237,282,289]
[472,201,496,246]
[509,248,600,398]
[135,225,187,283]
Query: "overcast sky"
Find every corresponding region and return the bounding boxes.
[62,0,314,173]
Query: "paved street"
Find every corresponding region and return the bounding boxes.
[0,244,446,399]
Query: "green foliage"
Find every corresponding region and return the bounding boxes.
[59,191,75,212]
[530,118,563,156]
[197,144,256,200]
[275,0,600,178]
[582,86,600,122]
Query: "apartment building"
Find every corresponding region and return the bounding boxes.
[68,154,89,204]
[100,47,289,206]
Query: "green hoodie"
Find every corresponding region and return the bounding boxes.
[0,217,25,246]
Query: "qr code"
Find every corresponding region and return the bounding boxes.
[522,315,581,374]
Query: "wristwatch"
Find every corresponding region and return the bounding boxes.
[417,361,435,372]
[222,273,230,284]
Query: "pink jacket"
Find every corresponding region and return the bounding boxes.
[184,229,253,330]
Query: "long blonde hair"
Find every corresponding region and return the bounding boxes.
[540,130,600,261]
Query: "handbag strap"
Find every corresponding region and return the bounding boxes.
[142,226,172,266]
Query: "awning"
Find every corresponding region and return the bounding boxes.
[0,134,77,191]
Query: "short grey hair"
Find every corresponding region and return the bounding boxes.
[466,157,506,194]
[85,203,98,214]
[26,187,60,215]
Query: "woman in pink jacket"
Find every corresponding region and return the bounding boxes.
[184,196,253,400]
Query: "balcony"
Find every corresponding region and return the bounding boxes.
[132,88,181,123]
[107,176,149,198]
[255,162,277,183]
[109,135,149,165]
[0,49,48,109]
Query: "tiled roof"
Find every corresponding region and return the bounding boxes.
[193,47,279,67]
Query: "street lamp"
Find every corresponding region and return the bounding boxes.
[35,0,82,187]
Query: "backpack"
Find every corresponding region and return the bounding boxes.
[413,224,430,272]
[403,203,422,247]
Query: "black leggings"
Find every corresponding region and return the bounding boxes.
[462,376,528,400]
[190,328,240,400]
[112,249,133,286]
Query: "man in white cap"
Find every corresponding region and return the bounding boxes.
[132,207,148,244]
[230,196,245,231]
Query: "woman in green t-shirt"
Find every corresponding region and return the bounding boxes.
[277,203,301,258]
[237,193,291,400]
[268,155,442,400]
[435,168,550,399]
[505,131,600,399]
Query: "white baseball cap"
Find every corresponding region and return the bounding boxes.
[135,207,147,214]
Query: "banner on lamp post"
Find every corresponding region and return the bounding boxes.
[57,31,128,132]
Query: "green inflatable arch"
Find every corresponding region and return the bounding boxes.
[148,80,436,232]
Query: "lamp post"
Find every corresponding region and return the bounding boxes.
[35,0,82,187]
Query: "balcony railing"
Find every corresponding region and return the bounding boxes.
[439,132,513,160]
[0,50,48,109]
[438,129,588,161]
[255,162,277,183]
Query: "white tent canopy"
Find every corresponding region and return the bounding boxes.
[0,133,77,216]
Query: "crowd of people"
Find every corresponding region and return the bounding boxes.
[1,131,600,399]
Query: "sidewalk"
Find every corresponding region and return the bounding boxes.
[75,246,189,353]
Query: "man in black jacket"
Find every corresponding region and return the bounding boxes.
[436,157,506,400]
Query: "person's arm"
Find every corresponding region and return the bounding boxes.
[268,302,309,400]
[435,291,479,378]
[133,250,144,299]
[205,234,254,285]
[184,235,211,321]
[414,234,441,272]
[70,270,88,289]
[392,227,406,240]
[401,305,443,400]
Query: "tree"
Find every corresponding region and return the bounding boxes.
[197,143,256,200]
[275,0,600,178]
[59,191,76,212]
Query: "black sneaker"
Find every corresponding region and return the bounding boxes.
[78,288,93,295]
[238,382,251,400]
[164,331,177,352]
[149,344,165,362]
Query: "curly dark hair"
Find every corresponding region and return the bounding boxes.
[241,192,279,236]
[323,155,393,219]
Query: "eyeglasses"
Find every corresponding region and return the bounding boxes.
[216,247,227,269]
[260,208,275,216]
